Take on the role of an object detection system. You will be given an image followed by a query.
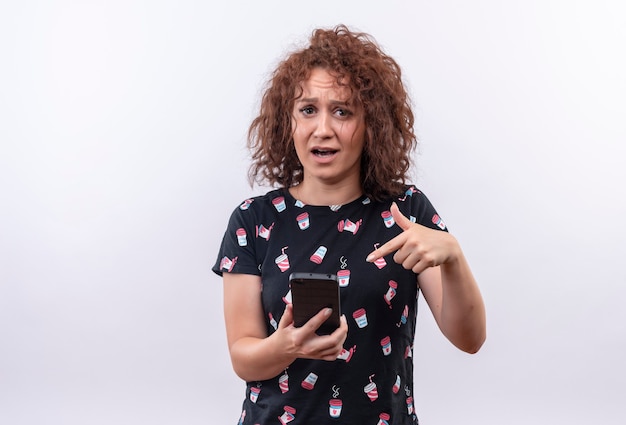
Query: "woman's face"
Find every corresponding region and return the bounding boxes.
[291,67,366,188]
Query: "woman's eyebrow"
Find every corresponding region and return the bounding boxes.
[296,97,349,105]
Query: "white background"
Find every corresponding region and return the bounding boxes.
[1,1,625,424]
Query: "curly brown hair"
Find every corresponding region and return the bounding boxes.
[247,24,417,201]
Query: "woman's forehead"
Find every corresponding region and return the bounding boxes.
[295,68,357,101]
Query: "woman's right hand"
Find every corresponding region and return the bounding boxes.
[275,303,348,361]
[223,273,347,382]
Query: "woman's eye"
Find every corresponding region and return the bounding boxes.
[335,108,350,117]
[300,106,315,115]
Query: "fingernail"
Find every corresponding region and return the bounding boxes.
[366,254,374,262]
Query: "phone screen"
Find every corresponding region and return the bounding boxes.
[289,272,341,335]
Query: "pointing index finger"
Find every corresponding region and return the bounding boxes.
[366,234,405,262]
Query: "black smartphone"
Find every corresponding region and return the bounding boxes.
[289,272,341,335]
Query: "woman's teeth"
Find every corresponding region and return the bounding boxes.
[313,149,336,156]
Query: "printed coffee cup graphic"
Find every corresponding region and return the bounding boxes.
[397,305,409,327]
[279,371,289,394]
[364,375,378,402]
[275,247,290,273]
[239,199,253,210]
[278,406,296,424]
[296,212,310,230]
[269,312,278,330]
[282,289,292,304]
[392,374,401,393]
[337,218,362,234]
[256,223,274,240]
[220,256,237,272]
[380,336,392,356]
[337,269,350,287]
[352,308,368,328]
[310,246,327,264]
[236,228,247,246]
[329,399,342,418]
[273,196,286,212]
[337,345,356,362]
[372,243,386,269]
[301,372,318,390]
[384,280,398,307]
[378,412,391,425]
[249,386,260,403]
[406,396,414,415]
[432,213,446,230]
[381,210,395,228]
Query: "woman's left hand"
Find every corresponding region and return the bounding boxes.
[366,202,459,273]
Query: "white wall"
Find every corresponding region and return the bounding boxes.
[1,1,624,424]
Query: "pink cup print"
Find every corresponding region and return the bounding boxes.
[384,280,398,307]
[352,308,368,328]
[392,375,401,394]
[236,228,247,246]
[364,381,378,402]
[378,413,391,425]
[278,406,296,425]
[329,399,342,418]
[279,372,289,394]
[250,386,260,403]
[269,313,278,330]
[381,210,395,228]
[220,256,237,272]
[337,269,350,287]
[432,213,446,230]
[256,224,272,240]
[397,305,409,326]
[239,199,253,210]
[337,345,356,362]
[275,253,290,273]
[343,219,361,234]
[373,256,387,269]
[380,336,392,356]
[310,245,327,264]
[406,396,414,415]
[282,289,292,304]
[296,212,310,230]
[272,196,286,212]
[301,372,318,390]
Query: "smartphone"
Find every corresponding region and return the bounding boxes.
[289,272,341,335]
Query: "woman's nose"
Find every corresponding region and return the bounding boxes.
[313,112,333,138]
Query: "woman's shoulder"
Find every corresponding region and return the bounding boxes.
[232,188,286,212]
[373,184,428,204]
[394,184,447,230]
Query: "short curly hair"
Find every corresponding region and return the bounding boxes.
[247,24,417,201]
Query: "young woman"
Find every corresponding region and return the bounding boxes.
[213,24,486,424]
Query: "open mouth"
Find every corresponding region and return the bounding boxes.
[312,148,338,157]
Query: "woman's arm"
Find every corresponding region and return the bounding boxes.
[418,256,486,353]
[366,202,486,353]
[223,273,348,382]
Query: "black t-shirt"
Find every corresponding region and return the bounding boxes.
[213,185,447,425]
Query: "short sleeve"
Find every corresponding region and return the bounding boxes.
[399,186,449,232]
[212,201,263,277]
